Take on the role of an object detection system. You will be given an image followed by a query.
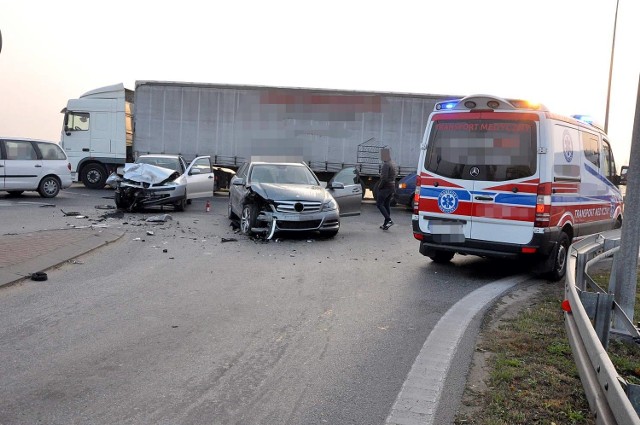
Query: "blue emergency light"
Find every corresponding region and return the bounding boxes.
[436,100,460,111]
[571,114,604,132]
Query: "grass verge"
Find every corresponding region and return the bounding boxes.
[455,265,639,425]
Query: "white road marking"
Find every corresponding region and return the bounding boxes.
[385,274,530,425]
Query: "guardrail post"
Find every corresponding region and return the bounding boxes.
[576,251,589,291]
[595,293,615,349]
[627,384,640,416]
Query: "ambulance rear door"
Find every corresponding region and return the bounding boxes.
[422,112,539,245]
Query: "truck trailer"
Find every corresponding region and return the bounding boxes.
[60,81,455,190]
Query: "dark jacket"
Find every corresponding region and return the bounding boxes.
[379,160,398,190]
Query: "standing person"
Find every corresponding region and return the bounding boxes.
[376,147,398,230]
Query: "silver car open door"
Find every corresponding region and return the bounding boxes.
[327,167,362,217]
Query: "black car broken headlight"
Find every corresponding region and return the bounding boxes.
[321,198,338,212]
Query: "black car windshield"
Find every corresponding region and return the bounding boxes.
[250,164,318,185]
[136,157,182,173]
[424,119,537,181]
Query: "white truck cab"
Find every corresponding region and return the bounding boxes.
[60,84,133,188]
[412,94,624,280]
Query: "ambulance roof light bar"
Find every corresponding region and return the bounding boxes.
[434,95,549,112]
[571,115,605,132]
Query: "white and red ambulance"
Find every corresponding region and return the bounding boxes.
[412,94,625,280]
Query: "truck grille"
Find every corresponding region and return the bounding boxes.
[275,201,322,213]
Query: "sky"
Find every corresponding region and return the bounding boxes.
[1,0,638,167]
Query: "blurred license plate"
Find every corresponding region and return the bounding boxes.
[277,214,302,221]
[430,222,463,235]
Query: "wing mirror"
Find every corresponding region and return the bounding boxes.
[327,181,345,190]
[189,168,202,176]
[619,166,628,185]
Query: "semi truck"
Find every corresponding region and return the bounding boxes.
[60,81,455,190]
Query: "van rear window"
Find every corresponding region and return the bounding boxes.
[424,119,537,181]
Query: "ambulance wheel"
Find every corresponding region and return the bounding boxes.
[430,250,455,264]
[547,232,570,282]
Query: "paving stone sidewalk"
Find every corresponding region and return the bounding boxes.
[0,228,124,287]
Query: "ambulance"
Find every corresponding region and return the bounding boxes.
[412,94,625,280]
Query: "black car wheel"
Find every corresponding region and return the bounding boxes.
[240,204,257,235]
[38,176,60,198]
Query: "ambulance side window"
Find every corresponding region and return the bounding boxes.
[601,140,615,181]
[582,132,600,168]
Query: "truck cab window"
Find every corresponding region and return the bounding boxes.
[65,112,90,132]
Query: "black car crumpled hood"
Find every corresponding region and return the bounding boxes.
[251,183,329,203]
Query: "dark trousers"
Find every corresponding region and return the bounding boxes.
[376,188,394,222]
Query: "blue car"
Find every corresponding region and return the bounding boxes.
[395,172,417,209]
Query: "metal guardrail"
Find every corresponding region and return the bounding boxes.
[565,230,640,424]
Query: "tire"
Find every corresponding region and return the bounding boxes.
[240,204,258,235]
[174,196,187,212]
[114,191,126,209]
[81,163,107,189]
[372,180,380,199]
[37,176,60,198]
[429,250,455,264]
[546,232,570,281]
[7,191,24,196]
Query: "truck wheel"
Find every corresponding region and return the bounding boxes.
[429,250,455,264]
[240,204,257,235]
[38,176,61,198]
[81,164,107,189]
[546,232,570,281]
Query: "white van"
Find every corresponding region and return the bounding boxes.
[412,95,624,280]
[0,137,72,198]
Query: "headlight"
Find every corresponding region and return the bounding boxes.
[322,197,338,211]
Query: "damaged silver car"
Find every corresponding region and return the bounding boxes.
[228,161,362,239]
[107,154,215,211]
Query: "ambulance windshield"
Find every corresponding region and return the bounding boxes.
[424,119,537,181]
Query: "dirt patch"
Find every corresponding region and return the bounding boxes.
[457,282,546,419]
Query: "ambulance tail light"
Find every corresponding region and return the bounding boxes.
[535,183,552,227]
[413,175,421,214]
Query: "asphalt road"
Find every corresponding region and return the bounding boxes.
[0,185,530,425]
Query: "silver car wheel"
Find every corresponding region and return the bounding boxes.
[240,205,253,234]
[38,176,60,198]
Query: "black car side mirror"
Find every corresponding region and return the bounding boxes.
[619,166,628,185]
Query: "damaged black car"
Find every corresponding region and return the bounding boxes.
[228,161,362,239]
